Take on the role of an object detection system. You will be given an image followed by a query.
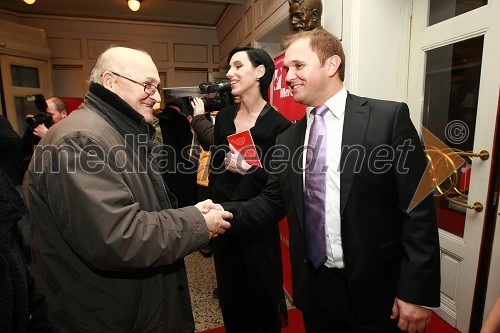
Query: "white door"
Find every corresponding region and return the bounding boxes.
[0,54,52,134]
[407,1,500,332]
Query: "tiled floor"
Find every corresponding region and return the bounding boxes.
[185,251,294,332]
[185,251,224,332]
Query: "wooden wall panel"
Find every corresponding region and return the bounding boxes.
[48,37,82,59]
[87,39,169,61]
[173,43,208,63]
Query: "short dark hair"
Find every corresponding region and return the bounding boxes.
[283,28,345,82]
[226,46,275,101]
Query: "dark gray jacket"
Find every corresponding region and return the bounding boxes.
[28,83,209,332]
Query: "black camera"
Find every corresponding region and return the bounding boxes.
[25,94,52,128]
[182,80,234,114]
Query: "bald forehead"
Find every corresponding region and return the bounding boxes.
[105,47,152,67]
[104,47,159,81]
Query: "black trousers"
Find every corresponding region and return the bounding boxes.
[302,265,399,333]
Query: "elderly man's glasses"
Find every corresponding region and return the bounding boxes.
[110,71,159,96]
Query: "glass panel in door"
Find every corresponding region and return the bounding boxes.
[422,36,484,237]
[428,0,488,26]
[15,96,40,135]
[11,65,40,88]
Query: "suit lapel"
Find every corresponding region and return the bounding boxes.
[340,93,370,215]
[289,116,307,235]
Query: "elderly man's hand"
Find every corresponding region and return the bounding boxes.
[195,199,232,238]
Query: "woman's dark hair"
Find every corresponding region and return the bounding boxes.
[227,46,275,101]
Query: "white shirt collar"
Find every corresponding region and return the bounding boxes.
[306,87,347,119]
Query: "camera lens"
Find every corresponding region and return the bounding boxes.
[25,116,36,126]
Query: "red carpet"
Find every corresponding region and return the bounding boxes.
[427,313,460,333]
[199,308,460,333]
[198,308,304,333]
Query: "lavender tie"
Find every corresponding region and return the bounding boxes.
[304,104,329,269]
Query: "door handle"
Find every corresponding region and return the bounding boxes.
[445,197,483,212]
[456,150,489,161]
[425,148,490,213]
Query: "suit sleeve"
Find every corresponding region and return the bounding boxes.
[221,131,288,232]
[221,170,286,232]
[392,103,441,307]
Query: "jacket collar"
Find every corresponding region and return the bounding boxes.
[87,82,154,138]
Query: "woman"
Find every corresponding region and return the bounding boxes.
[191,46,290,333]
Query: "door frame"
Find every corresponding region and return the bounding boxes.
[0,54,53,133]
[407,1,500,331]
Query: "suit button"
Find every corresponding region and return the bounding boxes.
[303,258,307,264]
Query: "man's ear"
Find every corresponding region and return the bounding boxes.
[101,71,114,89]
[61,110,68,118]
[311,9,320,23]
[327,55,342,77]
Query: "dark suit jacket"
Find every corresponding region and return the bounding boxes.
[222,93,440,321]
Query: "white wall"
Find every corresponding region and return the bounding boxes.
[342,0,411,102]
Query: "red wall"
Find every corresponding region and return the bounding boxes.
[61,97,84,114]
[272,53,307,298]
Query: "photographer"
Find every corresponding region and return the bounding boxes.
[190,81,235,149]
[22,97,68,171]
[31,97,68,139]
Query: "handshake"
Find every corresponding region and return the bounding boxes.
[195,199,233,239]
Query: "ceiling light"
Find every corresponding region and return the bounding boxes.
[127,0,141,12]
[24,0,36,4]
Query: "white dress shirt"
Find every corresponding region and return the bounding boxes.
[303,87,347,268]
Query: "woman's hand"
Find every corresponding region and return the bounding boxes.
[224,143,252,175]
[191,97,206,116]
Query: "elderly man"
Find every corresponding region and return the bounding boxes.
[28,46,232,332]
[288,0,323,33]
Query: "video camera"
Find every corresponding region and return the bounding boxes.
[25,94,52,128]
[181,80,234,114]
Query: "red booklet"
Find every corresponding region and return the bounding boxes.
[227,129,262,167]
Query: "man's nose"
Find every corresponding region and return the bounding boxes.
[152,89,161,102]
